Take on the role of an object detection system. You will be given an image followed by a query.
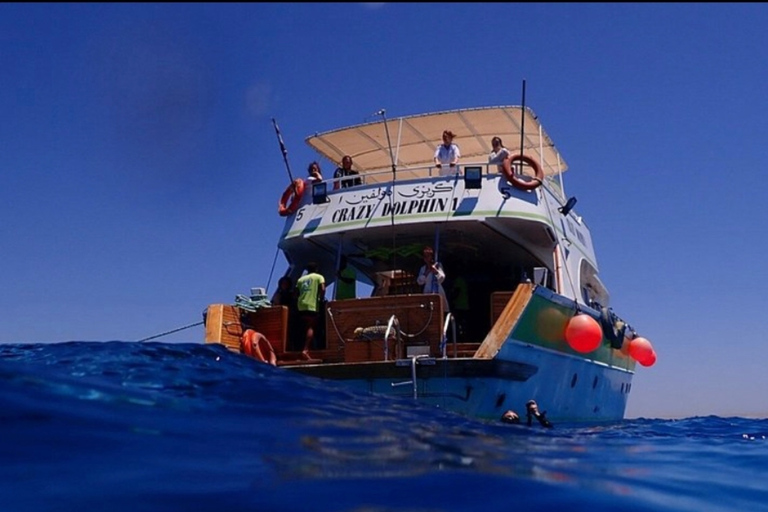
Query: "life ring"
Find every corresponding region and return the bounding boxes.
[241,329,277,366]
[278,179,305,217]
[502,154,544,191]
[600,307,626,349]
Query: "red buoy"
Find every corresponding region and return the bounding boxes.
[629,336,656,367]
[641,349,657,367]
[564,313,602,353]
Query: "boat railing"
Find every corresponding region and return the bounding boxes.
[441,312,457,359]
[325,160,564,200]
[327,161,503,188]
[383,314,401,361]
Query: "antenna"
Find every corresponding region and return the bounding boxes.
[375,109,399,270]
[519,80,527,159]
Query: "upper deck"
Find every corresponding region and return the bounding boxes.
[305,105,568,183]
[275,106,609,308]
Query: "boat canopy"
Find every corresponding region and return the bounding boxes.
[305,106,568,182]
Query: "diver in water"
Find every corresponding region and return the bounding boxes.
[500,410,521,424]
[526,400,553,428]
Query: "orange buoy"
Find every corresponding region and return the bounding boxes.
[501,154,544,191]
[628,336,656,367]
[241,329,277,366]
[619,337,632,357]
[641,349,657,367]
[564,313,602,353]
[278,179,305,217]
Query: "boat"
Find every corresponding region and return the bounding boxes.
[203,103,657,424]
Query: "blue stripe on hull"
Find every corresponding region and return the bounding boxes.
[291,341,632,423]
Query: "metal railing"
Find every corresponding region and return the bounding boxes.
[321,161,564,202]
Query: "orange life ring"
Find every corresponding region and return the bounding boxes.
[241,329,277,366]
[278,179,305,216]
[502,154,544,191]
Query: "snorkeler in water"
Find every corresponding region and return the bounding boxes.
[526,400,553,428]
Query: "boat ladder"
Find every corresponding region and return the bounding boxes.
[392,354,435,399]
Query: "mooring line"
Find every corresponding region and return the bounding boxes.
[138,320,204,342]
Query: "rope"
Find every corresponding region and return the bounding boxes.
[137,320,204,342]
[326,308,347,347]
[265,245,281,295]
[327,300,435,347]
[138,287,272,344]
[399,301,435,338]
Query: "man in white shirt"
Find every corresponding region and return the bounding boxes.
[433,130,460,176]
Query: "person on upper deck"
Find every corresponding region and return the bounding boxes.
[333,155,362,190]
[417,245,449,313]
[433,130,461,176]
[488,136,512,173]
[307,161,324,182]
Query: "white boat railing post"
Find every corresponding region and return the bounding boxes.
[441,312,457,359]
[384,314,400,361]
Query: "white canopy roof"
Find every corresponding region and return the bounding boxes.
[305,105,568,181]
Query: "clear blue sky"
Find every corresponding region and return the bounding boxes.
[3,3,767,420]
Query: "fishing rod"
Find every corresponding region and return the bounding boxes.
[519,79,527,162]
[376,109,397,183]
[270,118,297,293]
[272,118,298,188]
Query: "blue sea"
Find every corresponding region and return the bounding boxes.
[1,342,766,512]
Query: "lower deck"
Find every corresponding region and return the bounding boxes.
[204,285,532,366]
[203,283,636,422]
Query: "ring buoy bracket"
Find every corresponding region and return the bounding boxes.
[502,154,544,191]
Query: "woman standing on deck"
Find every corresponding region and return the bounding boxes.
[488,136,511,172]
[307,161,324,182]
[433,130,461,176]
